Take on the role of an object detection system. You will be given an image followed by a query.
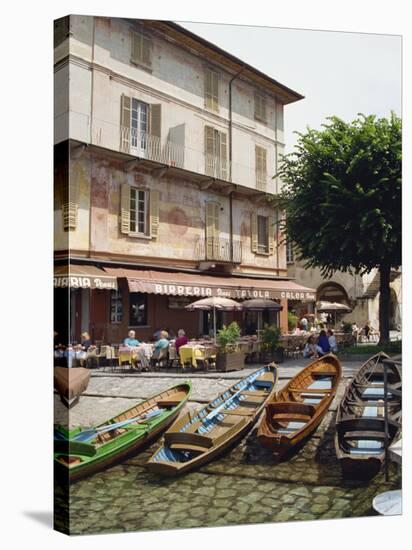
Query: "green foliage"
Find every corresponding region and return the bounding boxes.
[288,311,299,330]
[261,324,282,351]
[276,113,401,277]
[216,321,241,353]
[341,340,401,355]
[341,322,353,334]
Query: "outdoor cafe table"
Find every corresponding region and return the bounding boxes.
[179,342,218,368]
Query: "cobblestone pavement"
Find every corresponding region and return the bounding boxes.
[54,358,402,535]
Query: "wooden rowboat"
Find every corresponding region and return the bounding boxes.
[146,364,278,476]
[54,382,191,482]
[257,354,341,457]
[54,366,91,408]
[335,353,401,479]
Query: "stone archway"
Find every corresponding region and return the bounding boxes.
[316,281,350,305]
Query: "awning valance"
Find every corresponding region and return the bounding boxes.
[105,268,315,301]
[54,264,118,290]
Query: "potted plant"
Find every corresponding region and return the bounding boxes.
[288,311,299,332]
[216,322,245,372]
[260,324,284,363]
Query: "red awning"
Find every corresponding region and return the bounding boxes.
[105,268,315,301]
[54,264,118,290]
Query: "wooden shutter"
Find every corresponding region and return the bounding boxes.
[120,184,131,235]
[131,32,142,64]
[204,126,215,176]
[149,104,162,160]
[62,202,78,231]
[269,215,276,255]
[150,190,160,239]
[219,132,228,180]
[205,68,218,111]
[131,31,151,66]
[205,68,213,110]
[255,92,266,121]
[250,213,258,252]
[142,35,151,66]
[150,104,161,138]
[120,94,131,153]
[255,146,267,190]
[212,70,219,111]
[206,202,219,259]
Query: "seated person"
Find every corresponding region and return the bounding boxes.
[327,329,338,353]
[154,331,170,351]
[317,330,331,354]
[124,330,140,347]
[80,331,93,351]
[303,336,324,359]
[175,329,188,352]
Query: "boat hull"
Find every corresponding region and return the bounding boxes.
[257,354,342,456]
[335,353,402,479]
[54,383,191,483]
[147,365,278,476]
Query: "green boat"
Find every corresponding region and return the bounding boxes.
[54,382,191,482]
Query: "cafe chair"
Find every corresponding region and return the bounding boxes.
[118,347,134,372]
[167,344,180,370]
[151,347,169,371]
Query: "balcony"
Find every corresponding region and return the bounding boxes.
[194,236,242,264]
[118,125,275,194]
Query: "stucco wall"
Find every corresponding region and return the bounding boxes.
[55,16,286,195]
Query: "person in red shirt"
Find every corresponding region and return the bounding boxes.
[175,329,188,352]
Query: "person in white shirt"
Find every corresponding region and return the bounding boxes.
[327,329,338,353]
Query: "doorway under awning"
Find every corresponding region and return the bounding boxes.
[104,267,315,301]
[54,264,118,290]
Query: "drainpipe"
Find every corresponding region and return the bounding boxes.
[228,66,245,262]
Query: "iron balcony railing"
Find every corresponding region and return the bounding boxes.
[118,126,274,192]
[194,236,242,264]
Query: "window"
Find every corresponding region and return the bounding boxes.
[110,289,123,323]
[131,31,152,67]
[205,68,219,112]
[120,95,161,156]
[205,201,220,259]
[257,215,269,253]
[129,293,148,326]
[286,240,295,263]
[204,126,227,180]
[129,188,148,235]
[120,185,159,239]
[130,99,148,152]
[255,145,267,190]
[254,92,267,122]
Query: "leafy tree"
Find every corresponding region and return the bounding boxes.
[274,113,401,343]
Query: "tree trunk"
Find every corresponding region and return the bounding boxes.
[378,263,391,345]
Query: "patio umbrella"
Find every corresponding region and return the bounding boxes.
[241,299,282,333]
[185,297,242,340]
[317,301,352,325]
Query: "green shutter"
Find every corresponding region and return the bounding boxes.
[142,35,152,66]
[269,215,276,255]
[219,131,228,180]
[120,94,131,153]
[251,213,258,252]
[205,126,215,176]
[150,190,160,239]
[120,184,131,235]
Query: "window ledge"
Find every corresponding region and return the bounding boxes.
[127,232,153,240]
[130,59,152,73]
[254,115,268,124]
[255,251,270,257]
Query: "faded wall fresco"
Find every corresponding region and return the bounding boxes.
[56,151,286,275]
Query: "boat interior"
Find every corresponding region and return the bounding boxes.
[267,361,339,436]
[152,368,275,465]
[337,360,401,455]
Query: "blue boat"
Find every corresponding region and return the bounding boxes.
[146,364,278,476]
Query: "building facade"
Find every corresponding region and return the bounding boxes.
[54,16,314,343]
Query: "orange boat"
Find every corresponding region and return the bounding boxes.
[257,354,342,457]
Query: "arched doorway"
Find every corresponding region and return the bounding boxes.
[316,282,350,305]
